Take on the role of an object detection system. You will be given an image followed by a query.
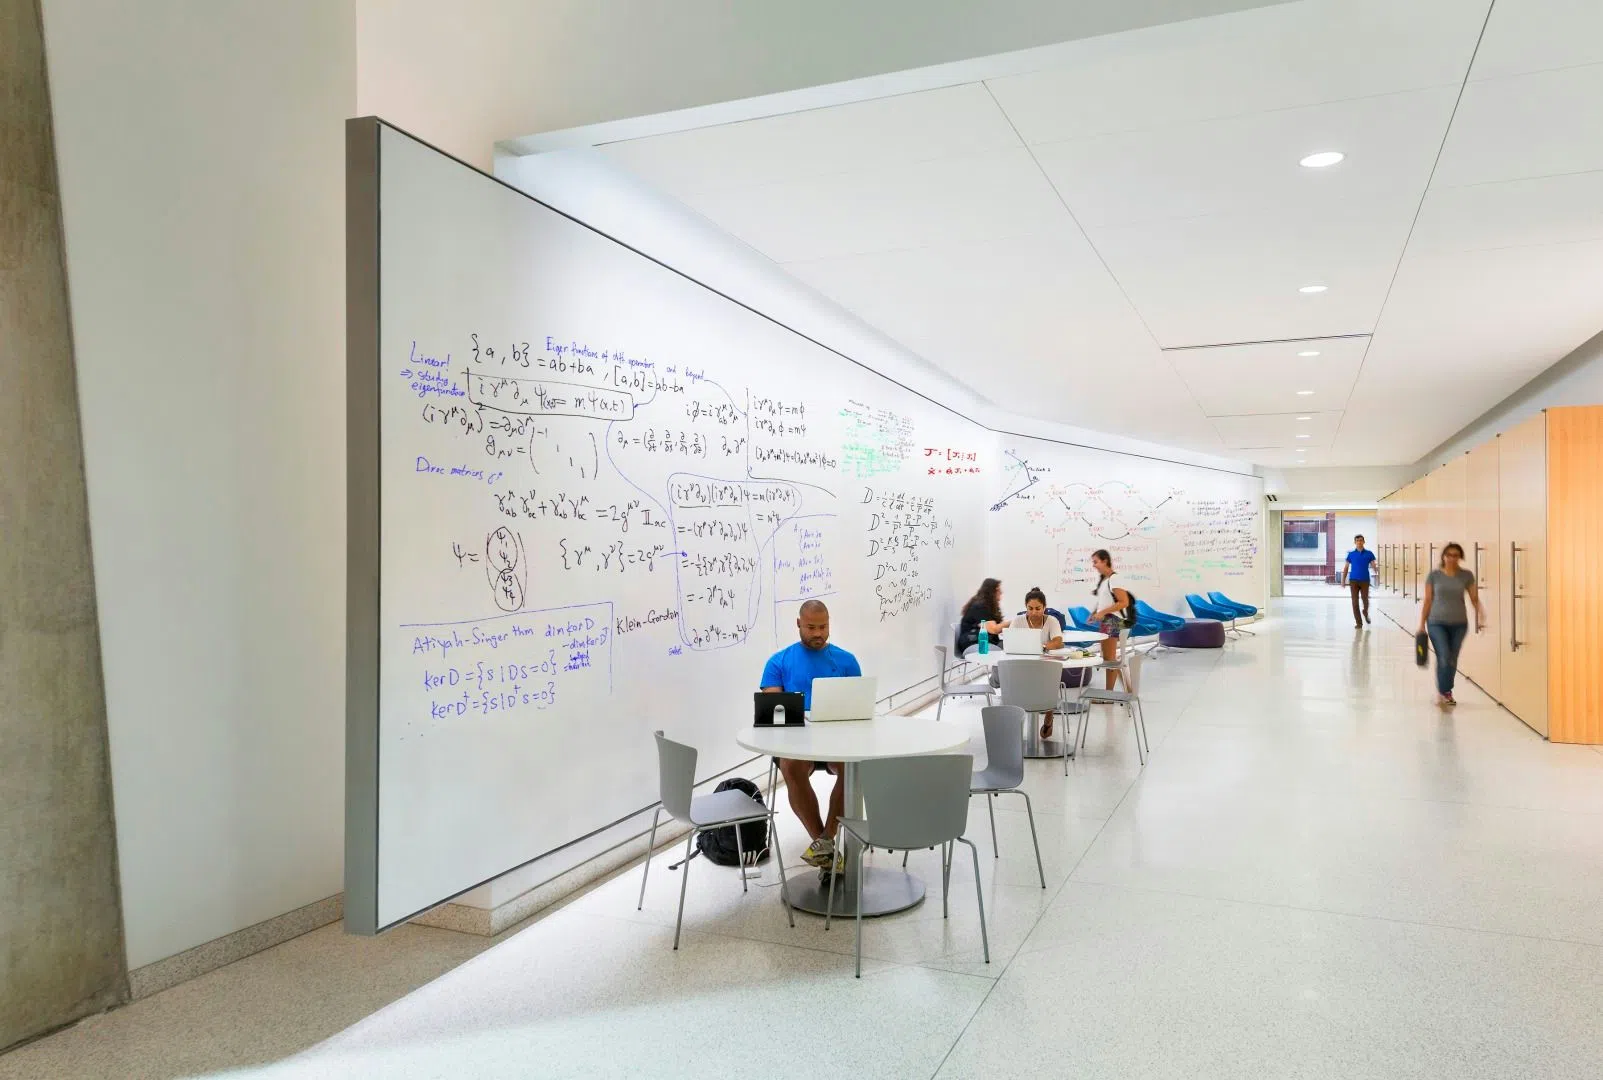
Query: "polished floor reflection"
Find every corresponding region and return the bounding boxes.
[8,600,1603,1079]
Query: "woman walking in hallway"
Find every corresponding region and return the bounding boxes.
[1418,542,1485,706]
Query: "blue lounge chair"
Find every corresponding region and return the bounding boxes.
[1064,606,1099,632]
[1185,594,1253,638]
[1135,601,1185,632]
[1208,592,1258,619]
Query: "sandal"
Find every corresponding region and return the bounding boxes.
[1039,715,1054,740]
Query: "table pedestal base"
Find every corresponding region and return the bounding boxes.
[783,867,926,918]
[1022,704,1086,759]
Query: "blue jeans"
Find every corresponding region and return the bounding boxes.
[1426,622,1469,696]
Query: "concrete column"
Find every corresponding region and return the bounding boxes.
[0,0,127,1049]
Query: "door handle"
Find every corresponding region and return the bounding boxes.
[1510,541,1523,653]
[1473,542,1484,588]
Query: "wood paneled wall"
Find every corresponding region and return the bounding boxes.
[1546,407,1603,743]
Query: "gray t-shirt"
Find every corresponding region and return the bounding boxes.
[1426,567,1476,625]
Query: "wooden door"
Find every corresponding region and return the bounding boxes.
[1545,407,1603,743]
[1461,439,1501,698]
[1499,413,1549,736]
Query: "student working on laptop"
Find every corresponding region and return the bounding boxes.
[998,587,1068,738]
[760,600,861,870]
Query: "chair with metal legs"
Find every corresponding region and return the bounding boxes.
[998,656,1074,773]
[638,730,795,949]
[825,753,988,977]
[1075,651,1150,765]
[935,644,993,721]
[971,705,1046,889]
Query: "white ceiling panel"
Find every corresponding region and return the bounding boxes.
[595,83,1021,197]
[1085,206,1412,346]
[1432,62,1603,187]
[674,147,1066,263]
[984,0,1487,145]
[1167,337,1366,416]
[1408,170,1603,255]
[1211,409,1343,449]
[1030,87,1456,228]
[1469,0,1603,81]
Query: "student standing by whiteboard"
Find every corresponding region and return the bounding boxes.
[1088,549,1132,691]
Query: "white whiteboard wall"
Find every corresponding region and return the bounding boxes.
[349,122,993,931]
[986,435,1265,619]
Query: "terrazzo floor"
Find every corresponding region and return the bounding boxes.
[7,599,1603,1078]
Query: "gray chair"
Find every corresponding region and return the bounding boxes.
[972,705,1046,889]
[1075,651,1150,765]
[935,643,993,721]
[826,754,988,977]
[638,731,794,949]
[998,657,1073,772]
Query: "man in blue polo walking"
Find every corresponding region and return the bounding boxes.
[1342,534,1376,628]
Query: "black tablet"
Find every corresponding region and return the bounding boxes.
[754,691,806,726]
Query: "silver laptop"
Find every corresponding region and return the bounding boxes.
[1003,623,1046,654]
[808,676,877,722]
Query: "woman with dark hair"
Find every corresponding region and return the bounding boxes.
[1418,541,1484,707]
[956,577,1004,655]
[999,586,1070,737]
[1088,549,1132,690]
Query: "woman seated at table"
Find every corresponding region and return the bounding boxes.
[998,587,1078,739]
[955,577,1004,655]
[997,587,1064,651]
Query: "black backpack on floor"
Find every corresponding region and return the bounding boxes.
[695,778,770,866]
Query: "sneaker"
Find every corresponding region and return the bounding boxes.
[1444,693,1457,707]
[801,836,834,869]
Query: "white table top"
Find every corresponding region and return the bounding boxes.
[737,714,969,762]
[972,651,1104,669]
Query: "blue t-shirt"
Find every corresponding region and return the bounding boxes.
[1345,549,1376,582]
[760,642,862,708]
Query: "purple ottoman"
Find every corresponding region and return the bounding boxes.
[1159,619,1226,649]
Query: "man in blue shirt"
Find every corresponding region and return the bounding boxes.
[1343,534,1376,628]
[761,599,861,869]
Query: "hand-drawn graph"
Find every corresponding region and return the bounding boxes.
[990,449,1051,511]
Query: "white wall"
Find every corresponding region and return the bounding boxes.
[357,0,1286,168]
[1416,328,1603,473]
[42,0,354,969]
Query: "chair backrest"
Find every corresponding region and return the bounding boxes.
[653,730,696,822]
[856,754,974,850]
[1067,606,1093,630]
[935,643,950,690]
[980,705,1027,786]
[1126,651,1144,695]
[997,658,1061,713]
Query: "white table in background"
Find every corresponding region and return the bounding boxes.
[738,716,967,918]
[967,645,1109,759]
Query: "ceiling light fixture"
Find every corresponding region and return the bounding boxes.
[1300,151,1345,169]
[1296,434,1311,439]
[1299,284,1328,294]
[1296,415,1313,421]
[1298,350,1320,357]
[1296,390,1315,396]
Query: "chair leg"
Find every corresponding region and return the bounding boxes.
[936,693,945,722]
[958,837,990,964]
[769,812,795,928]
[854,853,865,979]
[825,824,843,931]
[941,841,951,919]
[1137,698,1151,755]
[1015,790,1045,889]
[987,793,999,858]
[673,830,695,950]
[902,849,909,869]
[638,806,661,911]
[734,814,748,892]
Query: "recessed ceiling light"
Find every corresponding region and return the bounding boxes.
[1300,151,1345,169]
[1296,434,1311,439]
[1299,284,1328,294]
[1296,415,1313,421]
[1296,390,1315,396]
[1298,350,1320,357]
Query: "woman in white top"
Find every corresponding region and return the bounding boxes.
[1088,549,1132,691]
[999,587,1067,737]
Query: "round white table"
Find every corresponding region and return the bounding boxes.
[967,650,1109,759]
[738,716,967,918]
